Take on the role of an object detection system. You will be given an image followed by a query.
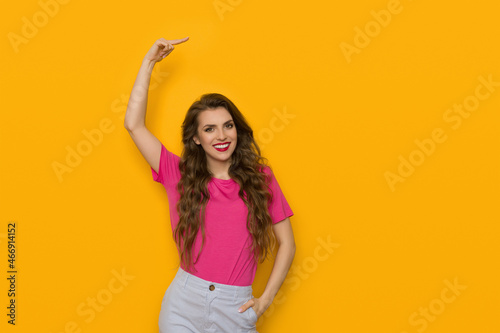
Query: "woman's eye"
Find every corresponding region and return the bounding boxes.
[204,124,232,132]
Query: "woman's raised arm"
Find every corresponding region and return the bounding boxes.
[124,37,189,173]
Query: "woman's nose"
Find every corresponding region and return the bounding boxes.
[216,129,226,140]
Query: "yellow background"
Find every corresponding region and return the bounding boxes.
[1,0,499,332]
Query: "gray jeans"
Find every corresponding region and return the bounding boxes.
[158,267,258,333]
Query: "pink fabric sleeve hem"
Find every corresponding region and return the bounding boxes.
[272,211,294,224]
[151,166,160,182]
[263,166,294,224]
[151,144,167,184]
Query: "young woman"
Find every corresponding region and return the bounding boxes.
[124,37,296,333]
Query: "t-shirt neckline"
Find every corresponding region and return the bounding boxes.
[211,176,235,183]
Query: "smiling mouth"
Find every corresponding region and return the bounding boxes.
[213,142,230,151]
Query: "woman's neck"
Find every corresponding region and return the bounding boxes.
[207,158,232,180]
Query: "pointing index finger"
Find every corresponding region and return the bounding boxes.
[167,37,190,45]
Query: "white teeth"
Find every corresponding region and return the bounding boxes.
[214,143,229,149]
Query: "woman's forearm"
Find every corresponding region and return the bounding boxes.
[123,58,156,131]
[124,38,188,131]
[260,240,296,302]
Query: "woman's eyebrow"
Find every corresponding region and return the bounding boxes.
[202,120,234,128]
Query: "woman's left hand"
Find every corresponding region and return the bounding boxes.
[238,296,273,319]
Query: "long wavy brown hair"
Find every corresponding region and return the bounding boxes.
[174,93,276,273]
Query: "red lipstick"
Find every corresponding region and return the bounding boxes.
[212,142,231,152]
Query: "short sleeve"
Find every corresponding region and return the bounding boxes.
[263,167,294,224]
[151,143,181,185]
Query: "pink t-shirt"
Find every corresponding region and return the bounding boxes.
[151,143,293,286]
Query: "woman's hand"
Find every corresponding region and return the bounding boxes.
[144,37,189,63]
[238,296,273,319]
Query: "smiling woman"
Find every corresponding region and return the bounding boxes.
[124,37,296,333]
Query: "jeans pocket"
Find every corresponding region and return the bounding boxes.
[248,306,258,323]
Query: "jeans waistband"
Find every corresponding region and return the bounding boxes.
[175,267,253,299]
